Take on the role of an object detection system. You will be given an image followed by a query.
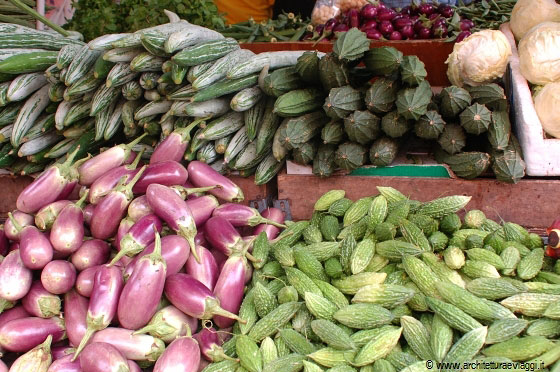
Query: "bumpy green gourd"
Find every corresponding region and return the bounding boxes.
[335,142,367,171]
[381,111,410,138]
[439,151,491,179]
[295,51,321,85]
[466,83,507,111]
[439,86,472,119]
[292,141,318,165]
[488,111,511,151]
[459,103,492,135]
[324,86,363,120]
[319,54,351,92]
[369,137,399,167]
[438,123,466,155]
[363,47,403,76]
[492,147,526,184]
[395,81,432,121]
[365,77,400,114]
[414,111,446,140]
[281,111,329,149]
[333,28,371,62]
[263,66,304,97]
[399,56,427,86]
[313,144,337,178]
[344,110,381,145]
[321,120,346,145]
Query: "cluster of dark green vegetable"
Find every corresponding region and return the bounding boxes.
[270,28,525,183]
[217,12,313,43]
[453,0,516,32]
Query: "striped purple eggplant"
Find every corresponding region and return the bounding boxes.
[187,161,244,203]
[50,192,88,255]
[75,266,99,298]
[17,218,54,270]
[90,166,146,240]
[186,245,219,291]
[110,214,162,266]
[124,235,189,280]
[210,249,227,272]
[57,181,80,202]
[41,260,76,295]
[79,342,130,372]
[133,305,197,344]
[193,327,236,363]
[164,273,245,323]
[91,327,165,362]
[150,118,206,164]
[35,201,73,231]
[153,327,201,372]
[0,250,32,301]
[0,316,65,352]
[47,354,81,372]
[8,334,52,372]
[22,281,61,319]
[117,231,166,330]
[172,185,220,200]
[51,345,75,360]
[78,134,147,186]
[185,195,220,228]
[213,204,286,229]
[71,240,111,271]
[212,252,247,329]
[89,151,143,205]
[17,148,86,214]
[146,184,199,262]
[127,195,152,222]
[83,204,95,226]
[195,231,208,247]
[204,216,255,260]
[253,208,284,240]
[114,217,134,252]
[128,361,141,372]
[5,211,34,241]
[72,265,124,361]
[132,160,188,194]
[0,306,30,327]
[64,290,89,348]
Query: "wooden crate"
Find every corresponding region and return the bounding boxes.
[277,172,560,229]
[240,40,453,86]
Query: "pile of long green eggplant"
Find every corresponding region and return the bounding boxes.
[0,10,525,183]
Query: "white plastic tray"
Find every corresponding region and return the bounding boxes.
[501,23,560,176]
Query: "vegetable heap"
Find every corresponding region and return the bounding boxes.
[0,0,37,28]
[0,136,289,371]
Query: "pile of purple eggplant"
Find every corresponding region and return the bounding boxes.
[0,135,286,372]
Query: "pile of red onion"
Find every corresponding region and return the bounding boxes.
[0,136,286,372]
[308,1,475,42]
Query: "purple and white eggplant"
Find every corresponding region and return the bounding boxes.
[213,203,286,228]
[212,251,247,329]
[71,240,111,271]
[78,134,146,186]
[91,327,165,362]
[0,316,65,352]
[124,235,190,279]
[75,266,99,298]
[0,226,7,257]
[51,345,75,360]
[187,161,244,203]
[204,216,256,262]
[114,217,134,251]
[79,342,130,372]
[64,289,89,348]
[0,250,32,301]
[47,354,81,372]
[88,150,143,205]
[164,273,245,323]
[0,306,30,327]
[150,118,207,164]
[22,281,61,319]
[133,305,197,344]
[110,214,162,266]
[128,360,141,372]
[184,195,220,228]
[127,195,153,222]
[193,327,236,363]
[185,245,219,291]
[83,204,95,226]
[153,324,201,372]
[41,260,76,295]
[72,265,124,361]
[8,334,52,372]
[117,230,166,330]
[34,201,73,231]
[146,184,199,262]
[49,191,88,254]
[13,213,54,270]
[132,160,188,194]
[90,166,146,240]
[4,211,34,242]
[253,208,284,240]
[17,147,87,213]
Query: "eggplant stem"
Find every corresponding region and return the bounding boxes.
[76,189,89,209]
[260,217,287,229]
[63,145,81,167]
[211,306,247,324]
[245,251,260,263]
[71,327,95,361]
[132,323,158,335]
[7,212,22,233]
[129,148,145,170]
